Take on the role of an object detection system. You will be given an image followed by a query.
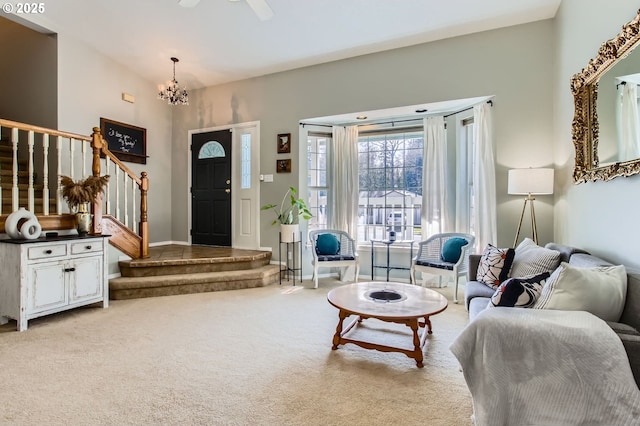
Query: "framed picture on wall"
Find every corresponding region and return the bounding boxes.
[100,117,147,164]
[277,133,291,153]
[277,159,292,173]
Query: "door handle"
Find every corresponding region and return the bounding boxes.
[225,189,231,193]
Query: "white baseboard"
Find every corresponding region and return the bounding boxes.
[149,240,189,247]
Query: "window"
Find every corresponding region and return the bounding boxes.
[307,133,329,232]
[357,129,424,242]
[241,134,251,189]
[198,141,225,159]
[460,117,476,237]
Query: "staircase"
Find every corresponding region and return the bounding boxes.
[0,142,52,214]
[109,245,282,299]
[0,119,148,259]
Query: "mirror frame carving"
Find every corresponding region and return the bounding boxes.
[571,9,640,183]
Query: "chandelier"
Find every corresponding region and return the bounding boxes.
[158,57,189,105]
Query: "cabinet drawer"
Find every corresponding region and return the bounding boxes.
[71,241,103,255]
[28,244,67,260]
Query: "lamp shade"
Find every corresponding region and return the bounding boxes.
[508,168,554,195]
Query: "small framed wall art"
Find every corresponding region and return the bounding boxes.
[277,159,292,173]
[277,133,291,153]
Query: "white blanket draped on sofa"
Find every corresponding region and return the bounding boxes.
[450,307,640,426]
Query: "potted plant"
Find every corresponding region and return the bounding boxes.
[261,186,312,242]
[60,174,110,235]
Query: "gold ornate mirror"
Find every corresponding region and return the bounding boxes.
[572,9,640,183]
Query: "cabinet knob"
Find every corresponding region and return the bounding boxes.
[85,245,92,250]
[64,267,76,272]
[44,250,52,255]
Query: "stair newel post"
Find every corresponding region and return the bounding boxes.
[140,171,149,258]
[90,127,104,234]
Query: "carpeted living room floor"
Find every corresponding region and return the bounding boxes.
[0,278,473,425]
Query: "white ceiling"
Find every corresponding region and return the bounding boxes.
[13,0,561,91]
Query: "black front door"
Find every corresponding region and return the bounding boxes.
[191,129,232,246]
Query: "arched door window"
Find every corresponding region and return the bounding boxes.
[198,141,226,159]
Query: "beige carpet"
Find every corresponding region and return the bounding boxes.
[0,278,473,425]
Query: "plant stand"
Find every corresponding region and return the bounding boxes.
[279,231,302,286]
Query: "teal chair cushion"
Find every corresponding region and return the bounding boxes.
[316,233,340,255]
[441,237,469,263]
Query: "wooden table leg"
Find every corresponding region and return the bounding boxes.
[424,316,433,334]
[409,318,424,368]
[332,309,348,350]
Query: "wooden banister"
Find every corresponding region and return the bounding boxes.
[0,119,149,259]
[91,127,104,235]
[140,171,149,258]
[0,118,92,142]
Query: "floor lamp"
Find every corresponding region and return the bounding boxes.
[508,168,554,247]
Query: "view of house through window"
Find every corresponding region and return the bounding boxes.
[306,128,425,242]
[358,129,423,242]
[306,115,478,244]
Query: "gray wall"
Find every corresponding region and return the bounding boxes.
[0,16,56,128]
[172,20,556,257]
[553,0,640,268]
[56,33,174,245]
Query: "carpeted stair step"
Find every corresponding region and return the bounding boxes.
[119,250,272,277]
[0,169,30,183]
[109,264,282,299]
[0,157,27,169]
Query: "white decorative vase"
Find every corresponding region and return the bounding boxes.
[280,224,300,242]
[5,207,41,240]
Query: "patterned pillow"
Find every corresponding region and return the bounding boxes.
[488,272,550,308]
[510,238,561,278]
[476,244,515,289]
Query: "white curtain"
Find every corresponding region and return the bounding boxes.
[329,125,359,239]
[422,116,449,238]
[472,103,497,252]
[618,83,640,161]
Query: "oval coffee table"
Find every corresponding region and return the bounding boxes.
[327,281,448,368]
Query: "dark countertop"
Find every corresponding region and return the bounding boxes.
[0,234,110,244]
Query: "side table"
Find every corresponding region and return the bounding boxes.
[370,239,414,281]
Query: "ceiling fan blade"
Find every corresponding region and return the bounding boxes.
[177,0,201,7]
[246,0,273,21]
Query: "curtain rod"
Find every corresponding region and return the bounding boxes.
[616,81,640,89]
[300,100,493,129]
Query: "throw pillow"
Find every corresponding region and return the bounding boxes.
[510,238,562,278]
[440,237,469,263]
[476,244,516,290]
[316,233,340,255]
[533,262,627,322]
[488,272,550,308]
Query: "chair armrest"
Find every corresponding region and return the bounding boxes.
[468,254,482,281]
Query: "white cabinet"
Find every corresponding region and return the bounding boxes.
[0,236,109,331]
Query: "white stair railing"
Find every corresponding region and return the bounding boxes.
[0,119,149,258]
